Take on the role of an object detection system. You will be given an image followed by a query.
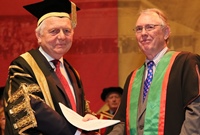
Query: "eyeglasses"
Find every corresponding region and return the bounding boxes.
[134,24,163,33]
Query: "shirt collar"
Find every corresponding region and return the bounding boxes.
[39,46,64,66]
[145,47,168,67]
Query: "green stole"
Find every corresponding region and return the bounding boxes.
[126,51,179,135]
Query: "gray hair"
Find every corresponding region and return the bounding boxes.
[139,8,170,44]
[139,8,169,27]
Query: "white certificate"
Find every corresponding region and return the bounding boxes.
[59,102,120,131]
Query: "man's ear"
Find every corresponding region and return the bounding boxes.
[35,31,41,44]
[164,26,170,40]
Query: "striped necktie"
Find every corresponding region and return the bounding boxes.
[143,61,154,102]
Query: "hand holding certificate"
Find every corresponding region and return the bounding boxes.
[59,102,120,131]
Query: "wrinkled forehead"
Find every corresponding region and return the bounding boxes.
[136,11,163,26]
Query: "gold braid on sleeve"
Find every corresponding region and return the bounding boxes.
[85,99,96,116]
[8,83,42,134]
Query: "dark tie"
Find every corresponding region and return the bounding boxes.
[52,59,76,111]
[143,61,154,102]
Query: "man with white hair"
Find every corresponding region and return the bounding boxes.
[3,0,97,134]
[106,8,200,135]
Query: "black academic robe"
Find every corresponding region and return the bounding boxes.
[106,51,200,135]
[3,48,87,135]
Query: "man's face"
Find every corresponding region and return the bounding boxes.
[105,92,121,111]
[36,17,74,59]
[135,12,169,59]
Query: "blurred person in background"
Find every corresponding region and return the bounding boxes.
[97,87,123,135]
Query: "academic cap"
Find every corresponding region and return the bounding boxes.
[23,0,80,27]
[101,87,123,101]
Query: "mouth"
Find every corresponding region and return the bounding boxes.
[141,39,151,45]
[56,43,66,47]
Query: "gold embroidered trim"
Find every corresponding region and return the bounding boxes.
[8,83,38,134]
[85,100,92,113]
[9,83,40,103]
[99,111,113,119]
[13,114,36,129]
[8,65,32,105]
[10,73,32,79]
[9,65,24,71]
[14,114,37,134]
[85,100,96,115]
[21,52,55,110]
[9,100,27,115]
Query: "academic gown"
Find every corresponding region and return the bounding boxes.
[97,110,114,135]
[3,48,87,135]
[106,51,200,135]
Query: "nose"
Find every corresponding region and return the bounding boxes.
[58,30,66,39]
